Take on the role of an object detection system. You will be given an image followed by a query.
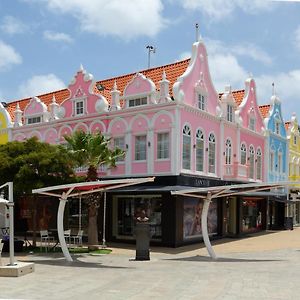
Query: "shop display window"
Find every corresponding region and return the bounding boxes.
[242,199,262,232]
[115,195,162,240]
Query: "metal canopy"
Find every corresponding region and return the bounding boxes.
[32,177,155,262]
[171,181,299,260]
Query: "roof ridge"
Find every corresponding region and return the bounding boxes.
[96,58,190,84]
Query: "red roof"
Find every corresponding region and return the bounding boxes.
[219,89,245,106]
[6,59,190,120]
[259,105,271,119]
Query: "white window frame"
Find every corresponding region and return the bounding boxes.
[135,135,147,161]
[196,129,204,172]
[114,136,125,162]
[225,139,232,165]
[249,116,256,131]
[26,115,42,125]
[270,150,275,172]
[208,133,216,174]
[240,143,247,165]
[157,132,170,160]
[198,94,205,111]
[249,146,255,179]
[182,125,191,170]
[227,104,234,122]
[73,97,87,116]
[256,148,262,180]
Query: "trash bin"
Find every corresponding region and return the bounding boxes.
[284,217,293,230]
[135,222,151,261]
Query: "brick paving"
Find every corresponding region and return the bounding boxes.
[1,228,300,300]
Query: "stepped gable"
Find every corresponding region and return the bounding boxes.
[259,105,271,119]
[5,59,190,120]
[6,89,69,121]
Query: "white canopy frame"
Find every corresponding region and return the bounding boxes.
[32,177,155,262]
[0,182,15,266]
[172,181,299,260]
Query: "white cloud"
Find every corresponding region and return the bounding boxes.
[18,74,65,98]
[179,0,273,21]
[0,40,22,71]
[37,0,166,40]
[0,16,27,35]
[43,30,73,43]
[294,26,300,52]
[206,39,272,65]
[256,70,300,120]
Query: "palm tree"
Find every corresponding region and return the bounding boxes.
[64,130,125,247]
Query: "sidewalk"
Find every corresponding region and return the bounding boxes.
[0,228,299,300]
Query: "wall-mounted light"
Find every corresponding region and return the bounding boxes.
[223,152,225,156]
[193,144,196,149]
[206,148,208,152]
[148,141,151,147]
[125,144,129,149]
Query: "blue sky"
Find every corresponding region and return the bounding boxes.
[0,0,300,120]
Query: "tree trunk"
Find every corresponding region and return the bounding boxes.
[88,203,98,249]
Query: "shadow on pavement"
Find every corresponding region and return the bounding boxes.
[18,255,132,269]
[164,255,285,263]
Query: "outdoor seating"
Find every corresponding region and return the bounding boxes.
[64,229,71,246]
[71,230,83,246]
[40,230,54,252]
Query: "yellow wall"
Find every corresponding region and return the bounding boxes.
[288,123,300,188]
[0,112,9,144]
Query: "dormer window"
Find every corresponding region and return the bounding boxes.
[73,97,87,116]
[128,97,147,107]
[198,94,205,110]
[227,104,234,122]
[27,116,41,125]
[76,101,84,115]
[249,116,256,131]
[275,121,280,135]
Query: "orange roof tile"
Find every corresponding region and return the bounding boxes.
[259,105,271,119]
[219,89,245,106]
[6,89,70,121]
[6,59,190,120]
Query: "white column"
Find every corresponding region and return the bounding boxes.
[8,182,15,266]
[201,192,217,259]
[57,197,72,262]
[102,192,107,248]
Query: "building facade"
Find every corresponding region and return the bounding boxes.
[0,37,292,246]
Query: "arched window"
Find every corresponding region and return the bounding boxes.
[240,143,247,165]
[182,125,191,169]
[196,129,204,172]
[256,148,262,180]
[278,150,282,173]
[249,146,255,179]
[208,133,216,173]
[225,139,232,165]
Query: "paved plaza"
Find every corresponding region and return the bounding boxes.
[1,228,300,300]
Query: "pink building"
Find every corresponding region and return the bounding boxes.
[3,38,271,246]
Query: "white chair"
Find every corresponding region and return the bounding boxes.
[71,230,83,247]
[0,239,3,266]
[64,229,71,247]
[40,230,54,252]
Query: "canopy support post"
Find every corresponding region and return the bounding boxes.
[57,194,72,262]
[201,192,217,260]
[102,192,107,248]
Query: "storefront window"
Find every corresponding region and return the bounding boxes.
[242,199,263,232]
[115,195,162,239]
[183,198,218,239]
